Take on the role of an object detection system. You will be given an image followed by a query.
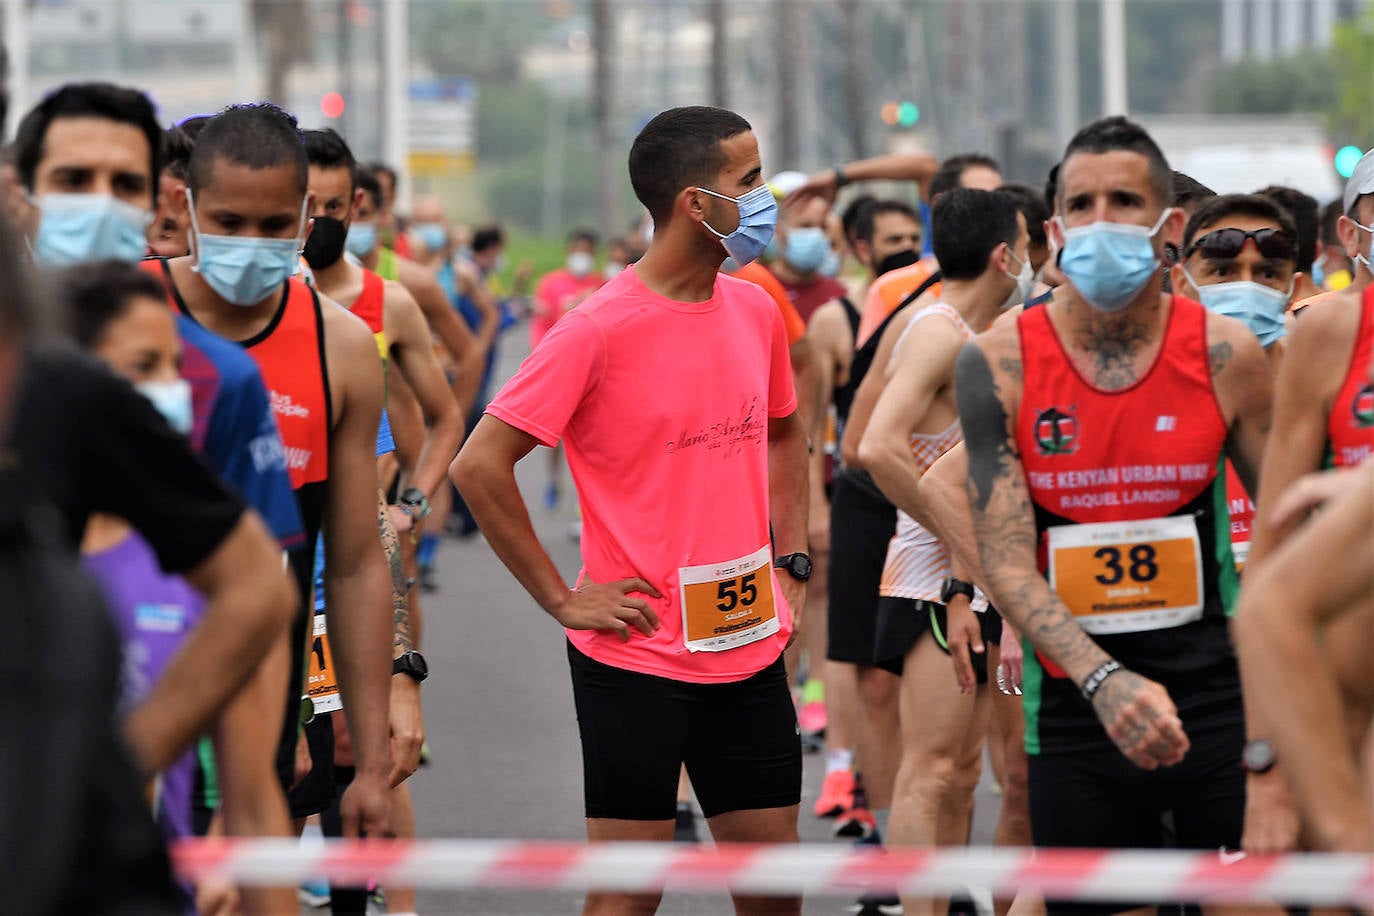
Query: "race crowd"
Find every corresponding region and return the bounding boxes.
[0,74,1369,916]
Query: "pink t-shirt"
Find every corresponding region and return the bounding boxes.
[531,268,604,349]
[487,267,798,683]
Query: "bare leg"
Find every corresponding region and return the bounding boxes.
[825,660,858,768]
[583,818,673,915]
[857,664,901,812]
[707,806,802,916]
[386,783,418,913]
[889,634,982,916]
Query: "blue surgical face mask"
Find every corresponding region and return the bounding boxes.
[414,222,448,252]
[784,226,830,273]
[1185,270,1290,349]
[31,193,152,266]
[1057,209,1172,313]
[136,378,194,436]
[345,221,378,259]
[188,190,308,307]
[819,248,842,278]
[697,184,779,268]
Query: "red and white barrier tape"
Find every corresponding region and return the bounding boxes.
[171,839,1374,906]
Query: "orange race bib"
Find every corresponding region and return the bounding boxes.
[679,546,778,652]
[1047,515,1204,635]
[305,612,342,714]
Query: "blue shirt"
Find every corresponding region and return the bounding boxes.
[176,314,304,550]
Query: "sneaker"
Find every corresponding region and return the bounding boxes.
[798,699,827,736]
[673,801,699,843]
[801,730,825,754]
[365,885,387,915]
[418,741,432,767]
[850,894,902,915]
[419,563,438,592]
[813,769,855,818]
[833,805,876,839]
[297,880,330,908]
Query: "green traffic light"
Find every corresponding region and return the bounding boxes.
[1335,145,1364,179]
[897,101,920,128]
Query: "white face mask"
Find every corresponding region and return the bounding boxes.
[566,251,595,277]
[1352,219,1374,272]
[1002,247,1034,310]
[136,378,194,435]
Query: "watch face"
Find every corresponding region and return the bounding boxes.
[792,555,813,578]
[1243,740,1275,772]
[411,652,429,677]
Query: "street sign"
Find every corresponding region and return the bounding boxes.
[407,76,477,176]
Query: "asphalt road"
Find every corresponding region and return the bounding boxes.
[383,334,1001,915]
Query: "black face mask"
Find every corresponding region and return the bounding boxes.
[303,216,348,269]
[876,248,919,277]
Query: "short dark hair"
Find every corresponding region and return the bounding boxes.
[1043,163,1060,214]
[628,105,752,224]
[188,103,307,194]
[303,127,358,192]
[1172,171,1216,212]
[368,161,398,188]
[355,166,383,211]
[840,194,876,245]
[60,259,168,350]
[568,227,599,247]
[472,224,504,253]
[14,82,163,200]
[854,199,920,247]
[1319,198,1343,246]
[1256,185,1318,272]
[1060,116,1172,210]
[931,188,1019,281]
[929,152,1000,201]
[176,114,212,142]
[161,125,195,182]
[1182,193,1298,260]
[997,182,1049,250]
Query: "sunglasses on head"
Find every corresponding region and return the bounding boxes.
[1184,227,1295,262]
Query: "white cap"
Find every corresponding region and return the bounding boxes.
[1342,149,1374,215]
[767,170,808,200]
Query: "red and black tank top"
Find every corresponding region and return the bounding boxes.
[144,259,331,602]
[351,270,389,366]
[1014,296,1242,755]
[1326,285,1374,469]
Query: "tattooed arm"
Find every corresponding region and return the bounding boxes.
[1207,313,1274,502]
[378,489,423,786]
[955,334,1189,770]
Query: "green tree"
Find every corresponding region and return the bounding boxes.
[1331,5,1374,149]
[1210,54,1338,116]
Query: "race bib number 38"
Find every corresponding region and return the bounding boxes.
[679,546,778,653]
[1047,515,1204,635]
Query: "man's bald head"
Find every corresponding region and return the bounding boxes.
[410,195,446,225]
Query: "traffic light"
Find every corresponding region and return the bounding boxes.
[1335,145,1365,179]
[881,101,920,129]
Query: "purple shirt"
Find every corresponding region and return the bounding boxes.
[84,533,204,842]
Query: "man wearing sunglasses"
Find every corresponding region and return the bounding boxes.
[956,117,1275,914]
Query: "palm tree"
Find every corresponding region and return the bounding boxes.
[251,0,311,106]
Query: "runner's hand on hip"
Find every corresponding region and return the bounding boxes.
[1090,668,1190,770]
[556,578,662,642]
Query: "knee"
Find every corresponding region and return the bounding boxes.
[858,667,898,708]
[894,751,960,803]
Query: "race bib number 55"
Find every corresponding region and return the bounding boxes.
[679,546,778,652]
[1047,515,1204,635]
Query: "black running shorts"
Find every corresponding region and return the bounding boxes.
[286,712,337,819]
[567,642,802,821]
[873,597,1002,679]
[826,469,897,664]
[1027,719,1245,916]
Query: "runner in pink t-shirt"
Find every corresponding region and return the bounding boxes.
[530,228,606,510]
[530,229,605,350]
[453,106,810,916]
